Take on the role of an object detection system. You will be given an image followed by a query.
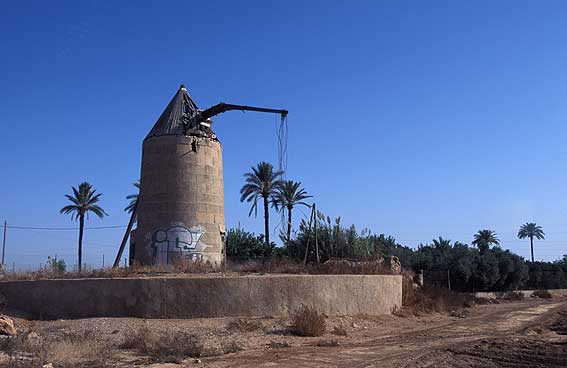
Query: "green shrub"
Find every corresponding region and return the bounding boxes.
[46,256,66,273]
[226,228,274,259]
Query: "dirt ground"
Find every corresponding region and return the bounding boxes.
[1,297,566,367]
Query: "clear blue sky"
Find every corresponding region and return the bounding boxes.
[1,1,567,270]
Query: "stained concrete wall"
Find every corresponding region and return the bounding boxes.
[136,135,225,265]
[0,275,402,319]
[473,289,567,299]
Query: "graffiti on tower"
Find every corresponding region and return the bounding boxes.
[150,225,206,264]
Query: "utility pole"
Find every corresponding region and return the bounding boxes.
[2,221,6,267]
[302,205,315,266]
[314,203,319,264]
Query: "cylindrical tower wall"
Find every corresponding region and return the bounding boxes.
[135,135,225,266]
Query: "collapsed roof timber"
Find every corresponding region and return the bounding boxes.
[146,84,288,140]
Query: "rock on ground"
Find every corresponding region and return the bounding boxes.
[0,315,16,335]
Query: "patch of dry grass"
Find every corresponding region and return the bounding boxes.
[291,305,326,337]
[401,286,479,315]
[3,259,217,281]
[314,338,339,347]
[402,274,418,306]
[4,256,397,281]
[532,289,552,299]
[220,340,243,354]
[331,325,347,336]
[550,310,567,335]
[226,318,263,332]
[268,340,290,348]
[503,291,525,301]
[120,326,203,363]
[229,257,393,275]
[0,330,112,368]
[120,325,242,362]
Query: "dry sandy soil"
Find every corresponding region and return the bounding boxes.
[1,297,566,367]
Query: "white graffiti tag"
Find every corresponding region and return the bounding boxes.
[151,225,205,264]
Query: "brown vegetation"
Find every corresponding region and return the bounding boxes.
[120,326,203,363]
[291,305,327,337]
[401,285,479,315]
[227,318,263,332]
[550,310,567,335]
[401,274,417,306]
[3,257,395,281]
[220,340,243,354]
[269,340,291,348]
[503,291,525,301]
[532,289,552,299]
[0,331,111,368]
[332,325,347,336]
[229,258,393,275]
[0,294,561,367]
[314,338,339,347]
[2,260,217,281]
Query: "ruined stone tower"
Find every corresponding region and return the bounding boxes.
[134,85,225,265]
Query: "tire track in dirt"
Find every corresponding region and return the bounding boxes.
[206,299,565,368]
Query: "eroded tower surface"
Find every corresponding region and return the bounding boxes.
[134,85,225,266]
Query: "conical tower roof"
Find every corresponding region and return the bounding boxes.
[145,84,200,139]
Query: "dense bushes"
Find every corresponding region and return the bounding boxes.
[226,209,567,292]
[411,240,528,292]
[284,212,414,264]
[225,228,275,259]
[524,261,567,290]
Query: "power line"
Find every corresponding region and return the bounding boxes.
[7,225,127,231]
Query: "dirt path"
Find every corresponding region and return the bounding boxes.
[4,297,566,367]
[205,299,567,368]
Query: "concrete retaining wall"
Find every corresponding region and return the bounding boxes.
[0,275,402,319]
[473,289,567,299]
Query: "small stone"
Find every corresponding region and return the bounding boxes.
[27,332,41,340]
[0,316,16,336]
[351,322,359,328]
[194,359,202,363]
[42,364,54,368]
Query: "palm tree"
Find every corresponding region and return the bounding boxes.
[472,230,499,254]
[273,180,312,243]
[240,162,283,245]
[124,180,140,222]
[518,222,545,263]
[60,182,107,272]
[432,237,451,249]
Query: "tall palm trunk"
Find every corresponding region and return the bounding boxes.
[286,206,292,243]
[78,213,84,272]
[263,196,270,245]
[530,236,534,263]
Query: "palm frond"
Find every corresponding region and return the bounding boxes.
[518,222,545,240]
[88,205,108,219]
[240,162,284,218]
[124,180,140,215]
[60,181,107,221]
